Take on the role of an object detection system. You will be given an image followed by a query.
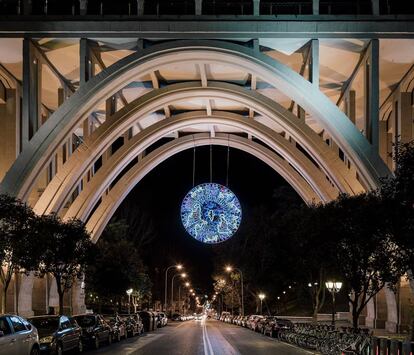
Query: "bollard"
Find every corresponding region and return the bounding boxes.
[402,341,414,355]
[390,339,403,355]
[379,338,390,355]
[372,337,381,355]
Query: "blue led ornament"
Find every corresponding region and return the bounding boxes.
[181,183,242,244]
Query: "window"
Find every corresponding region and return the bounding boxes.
[9,316,26,333]
[20,317,32,330]
[0,317,12,335]
[60,316,71,330]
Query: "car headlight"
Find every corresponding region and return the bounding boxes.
[40,336,54,344]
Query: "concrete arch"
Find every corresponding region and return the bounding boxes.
[64,130,335,229]
[84,133,323,241]
[0,40,390,202]
[34,110,341,216]
[33,82,360,216]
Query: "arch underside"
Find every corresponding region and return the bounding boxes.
[0,40,391,240]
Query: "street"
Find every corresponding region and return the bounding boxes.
[87,319,315,355]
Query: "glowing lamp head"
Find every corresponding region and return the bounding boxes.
[176,264,183,270]
[259,293,265,301]
[225,266,233,272]
[126,289,133,295]
[325,281,342,292]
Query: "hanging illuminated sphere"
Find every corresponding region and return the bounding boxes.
[181,183,242,244]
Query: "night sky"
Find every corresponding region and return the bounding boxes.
[111,142,300,299]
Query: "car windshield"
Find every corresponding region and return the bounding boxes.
[29,318,59,332]
[74,316,96,327]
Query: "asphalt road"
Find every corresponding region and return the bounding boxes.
[85,319,316,355]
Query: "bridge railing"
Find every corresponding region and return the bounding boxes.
[1,0,414,17]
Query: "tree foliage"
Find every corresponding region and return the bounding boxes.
[37,214,95,315]
[0,194,41,313]
[86,220,152,310]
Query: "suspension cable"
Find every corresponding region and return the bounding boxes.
[226,135,230,187]
[192,136,196,187]
[210,144,213,183]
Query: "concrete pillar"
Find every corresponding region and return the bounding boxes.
[379,120,389,165]
[137,0,144,15]
[397,92,413,143]
[366,298,375,328]
[82,117,92,140]
[71,278,86,315]
[365,39,380,151]
[22,39,42,146]
[49,278,59,310]
[253,0,260,16]
[371,0,380,15]
[348,90,356,124]
[23,0,32,15]
[79,0,88,15]
[18,273,35,317]
[384,286,398,333]
[312,0,319,15]
[310,39,319,87]
[297,106,305,119]
[195,0,202,15]
[80,38,93,85]
[105,95,117,118]
[0,89,19,181]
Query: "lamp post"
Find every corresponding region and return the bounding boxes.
[225,265,245,316]
[325,281,342,327]
[259,293,265,315]
[171,273,187,312]
[164,264,183,312]
[126,288,133,314]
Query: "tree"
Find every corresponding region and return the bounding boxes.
[279,204,339,321]
[380,141,414,339]
[0,194,40,313]
[37,214,95,315]
[86,220,151,311]
[131,273,152,310]
[327,193,410,329]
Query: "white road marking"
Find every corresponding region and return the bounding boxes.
[201,318,215,355]
[206,321,240,355]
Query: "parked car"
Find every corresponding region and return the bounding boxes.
[264,318,293,337]
[171,313,181,321]
[0,314,39,355]
[138,311,153,332]
[103,315,126,342]
[28,315,81,354]
[129,313,144,334]
[119,315,139,337]
[73,314,112,349]
[158,312,168,327]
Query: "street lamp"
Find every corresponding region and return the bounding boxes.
[164,264,183,312]
[171,273,187,311]
[258,293,265,315]
[185,282,190,287]
[325,281,342,327]
[225,265,245,316]
[126,288,133,314]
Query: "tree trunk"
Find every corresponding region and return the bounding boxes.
[352,303,360,329]
[410,319,414,341]
[0,266,13,314]
[55,276,65,315]
[58,292,64,315]
[1,288,7,314]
